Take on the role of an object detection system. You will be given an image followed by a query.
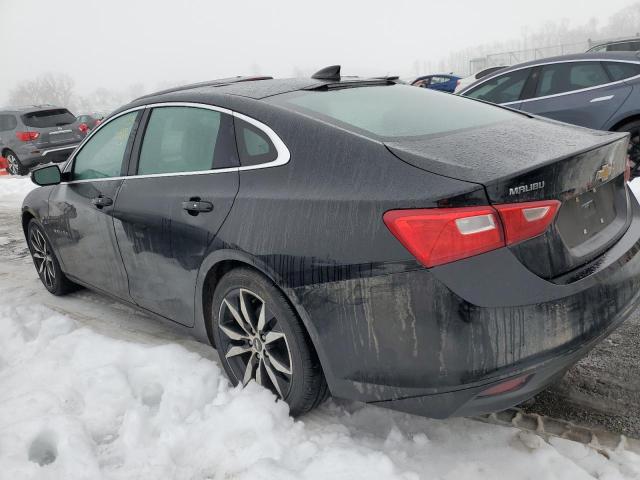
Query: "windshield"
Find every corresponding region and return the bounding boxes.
[22,109,76,128]
[270,84,520,140]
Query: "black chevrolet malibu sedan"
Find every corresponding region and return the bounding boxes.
[22,68,640,418]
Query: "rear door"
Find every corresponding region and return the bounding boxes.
[518,61,632,129]
[47,110,141,299]
[112,104,239,326]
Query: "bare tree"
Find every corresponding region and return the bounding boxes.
[8,73,76,109]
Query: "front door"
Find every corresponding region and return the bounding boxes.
[112,105,239,326]
[47,110,141,299]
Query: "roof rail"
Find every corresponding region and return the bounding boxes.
[133,76,273,101]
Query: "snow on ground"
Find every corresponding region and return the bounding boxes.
[0,175,639,479]
[0,175,37,206]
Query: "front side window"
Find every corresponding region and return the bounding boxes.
[603,61,640,81]
[73,111,138,180]
[137,107,224,175]
[235,118,277,166]
[0,114,17,132]
[535,62,609,97]
[271,83,519,140]
[464,68,531,104]
[22,109,76,128]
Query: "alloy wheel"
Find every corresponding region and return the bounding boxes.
[30,228,56,289]
[6,153,19,175]
[218,288,293,398]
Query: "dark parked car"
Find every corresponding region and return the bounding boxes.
[22,69,640,418]
[412,74,461,93]
[457,52,640,176]
[76,113,103,132]
[0,105,85,175]
[588,37,640,53]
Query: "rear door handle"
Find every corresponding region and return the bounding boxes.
[91,195,113,208]
[182,200,214,213]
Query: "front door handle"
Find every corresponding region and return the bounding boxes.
[590,95,614,103]
[91,195,113,208]
[182,200,214,214]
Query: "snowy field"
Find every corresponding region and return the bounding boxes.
[0,175,639,479]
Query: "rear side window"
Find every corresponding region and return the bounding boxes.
[73,111,138,180]
[603,61,640,81]
[272,84,519,139]
[235,118,277,166]
[137,106,237,175]
[607,41,640,52]
[464,68,531,104]
[535,62,609,97]
[22,109,76,128]
[0,114,17,132]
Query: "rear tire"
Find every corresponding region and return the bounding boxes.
[5,150,28,176]
[615,120,640,178]
[211,267,328,416]
[27,220,77,296]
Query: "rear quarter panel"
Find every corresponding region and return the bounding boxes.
[200,97,487,391]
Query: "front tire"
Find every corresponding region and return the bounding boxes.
[5,150,28,176]
[615,120,640,178]
[211,268,328,416]
[27,220,77,295]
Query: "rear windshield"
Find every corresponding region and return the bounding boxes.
[22,109,76,128]
[270,84,519,140]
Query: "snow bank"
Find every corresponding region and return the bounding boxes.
[0,176,37,207]
[630,177,640,201]
[0,171,639,479]
[0,302,638,479]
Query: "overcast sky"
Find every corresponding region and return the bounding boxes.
[0,0,636,101]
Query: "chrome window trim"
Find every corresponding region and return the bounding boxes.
[233,110,291,171]
[62,101,290,184]
[458,58,640,105]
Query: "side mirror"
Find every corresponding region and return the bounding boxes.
[31,164,62,186]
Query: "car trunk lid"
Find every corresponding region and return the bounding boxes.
[386,117,631,279]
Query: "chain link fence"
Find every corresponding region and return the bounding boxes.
[469,40,590,74]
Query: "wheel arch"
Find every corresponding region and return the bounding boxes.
[195,249,335,387]
[21,208,37,239]
[608,113,640,132]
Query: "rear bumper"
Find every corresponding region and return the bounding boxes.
[19,143,79,167]
[295,187,640,418]
[372,292,635,417]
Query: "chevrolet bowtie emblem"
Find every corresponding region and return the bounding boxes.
[595,163,612,183]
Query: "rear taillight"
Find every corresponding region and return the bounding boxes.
[383,207,504,267]
[625,157,632,183]
[494,200,560,246]
[78,123,89,133]
[15,131,39,142]
[383,200,560,268]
